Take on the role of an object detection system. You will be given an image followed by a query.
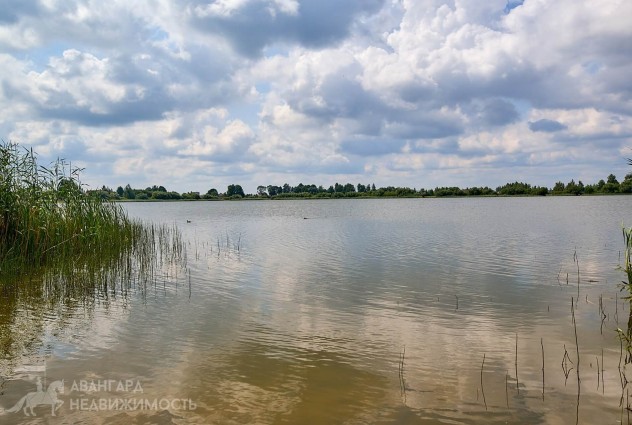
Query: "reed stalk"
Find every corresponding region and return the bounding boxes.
[0,141,185,287]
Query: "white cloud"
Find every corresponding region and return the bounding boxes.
[0,0,631,192]
[181,119,255,158]
[193,0,252,18]
[272,0,300,16]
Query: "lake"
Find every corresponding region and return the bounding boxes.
[1,196,632,424]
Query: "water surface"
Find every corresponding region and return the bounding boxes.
[2,196,632,424]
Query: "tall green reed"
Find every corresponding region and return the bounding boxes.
[0,141,185,283]
[616,226,632,358]
[0,142,188,372]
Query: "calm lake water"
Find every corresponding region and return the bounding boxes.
[2,196,632,424]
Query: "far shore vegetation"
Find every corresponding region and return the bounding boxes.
[95,173,632,201]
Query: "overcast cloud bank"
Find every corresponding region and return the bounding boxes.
[1,0,631,191]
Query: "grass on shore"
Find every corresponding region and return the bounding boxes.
[0,141,184,281]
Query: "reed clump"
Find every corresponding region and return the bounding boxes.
[622,227,632,288]
[616,226,632,357]
[0,141,182,281]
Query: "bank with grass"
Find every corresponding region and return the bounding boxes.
[0,142,182,279]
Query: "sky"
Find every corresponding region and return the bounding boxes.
[1,0,631,194]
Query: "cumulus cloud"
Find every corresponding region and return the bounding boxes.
[189,0,384,57]
[179,118,255,161]
[0,0,41,25]
[340,138,406,157]
[528,119,567,133]
[479,99,520,127]
[0,0,631,192]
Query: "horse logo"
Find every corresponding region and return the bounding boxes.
[3,380,65,416]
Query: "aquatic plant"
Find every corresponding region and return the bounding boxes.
[622,227,632,287]
[616,226,632,357]
[0,141,184,282]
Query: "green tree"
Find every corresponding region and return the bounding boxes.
[434,187,465,197]
[226,184,245,197]
[116,186,124,197]
[565,179,583,195]
[603,174,620,193]
[531,186,549,196]
[182,191,200,200]
[57,177,82,196]
[552,181,565,194]
[620,173,632,193]
[88,186,117,200]
[267,185,281,196]
[147,185,167,192]
[202,189,218,199]
[467,187,482,196]
[124,184,135,199]
[496,182,531,196]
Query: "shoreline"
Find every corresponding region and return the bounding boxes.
[111,193,632,202]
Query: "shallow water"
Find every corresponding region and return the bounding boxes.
[2,196,632,424]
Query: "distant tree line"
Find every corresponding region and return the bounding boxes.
[87,172,632,201]
[87,184,245,201]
